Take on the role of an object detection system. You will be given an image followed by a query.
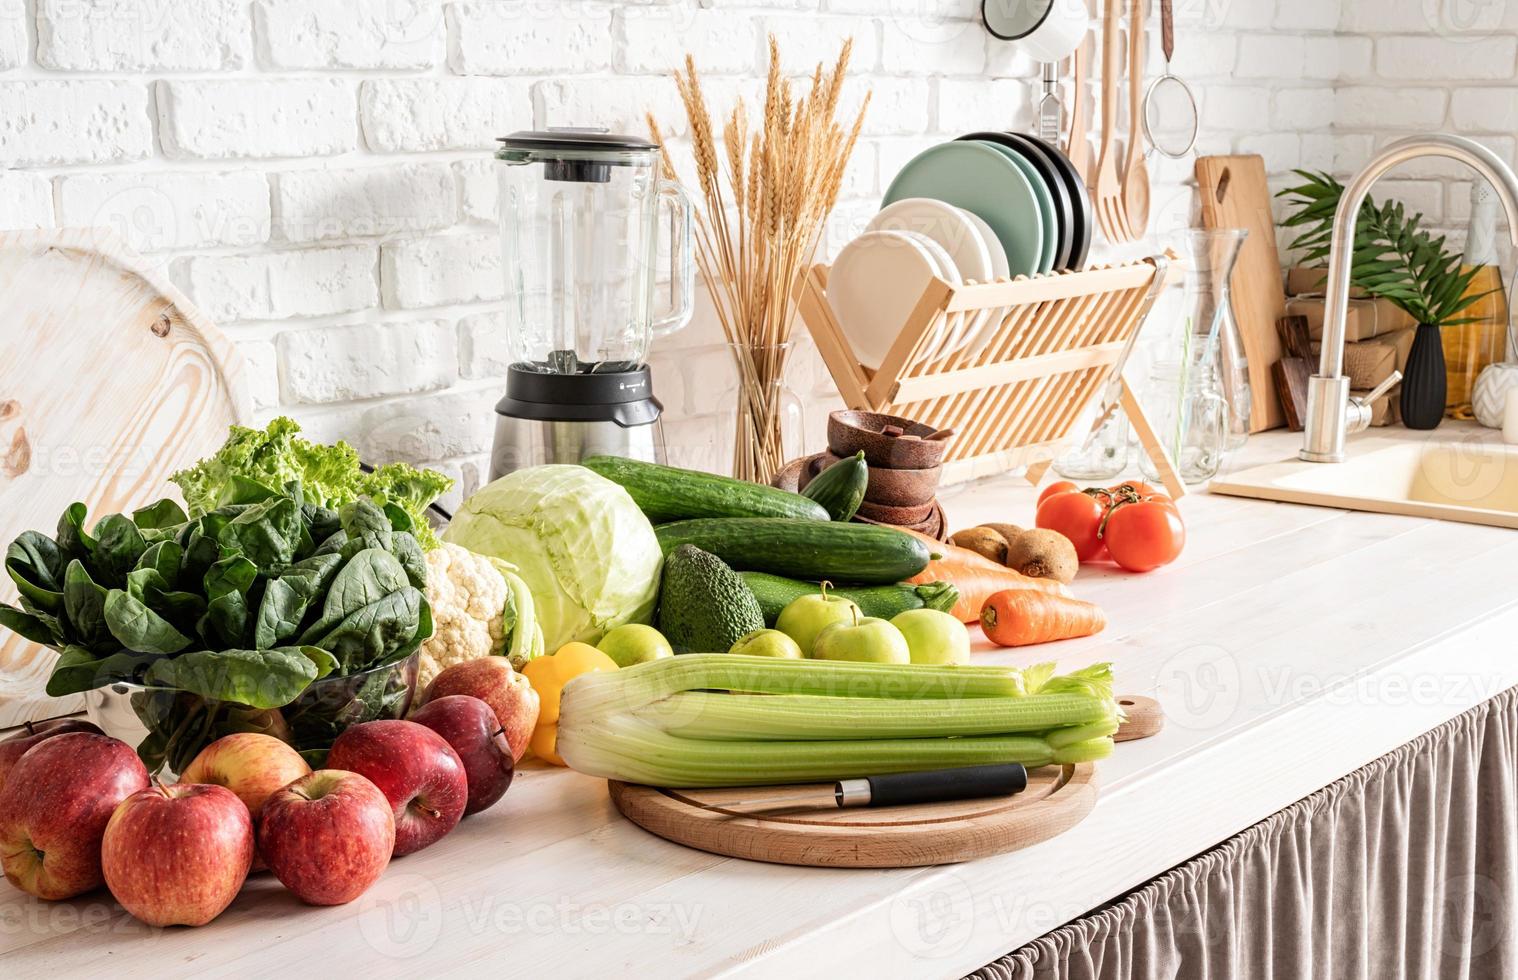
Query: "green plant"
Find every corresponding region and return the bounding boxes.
[1278,170,1489,327]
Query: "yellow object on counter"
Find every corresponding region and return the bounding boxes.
[521,642,619,766]
[1446,264,1508,419]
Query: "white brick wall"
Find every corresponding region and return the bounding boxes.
[5,0,1476,482]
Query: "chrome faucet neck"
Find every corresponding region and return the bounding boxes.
[1301,135,1518,463]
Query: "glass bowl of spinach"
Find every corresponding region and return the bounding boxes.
[2,482,437,774]
[87,651,420,773]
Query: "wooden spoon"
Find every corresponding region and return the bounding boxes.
[1120,0,1151,237]
[1065,18,1092,185]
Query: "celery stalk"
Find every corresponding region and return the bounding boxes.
[646,692,1114,741]
[556,654,1119,788]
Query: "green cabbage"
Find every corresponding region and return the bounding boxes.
[444,465,661,653]
[170,417,453,549]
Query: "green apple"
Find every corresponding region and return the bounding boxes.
[811,614,910,665]
[728,628,804,659]
[891,609,971,665]
[596,624,674,667]
[775,589,862,656]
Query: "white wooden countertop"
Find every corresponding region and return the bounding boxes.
[6,425,1518,978]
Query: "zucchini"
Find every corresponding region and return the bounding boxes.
[740,571,960,625]
[582,456,828,524]
[654,518,936,585]
[801,451,868,521]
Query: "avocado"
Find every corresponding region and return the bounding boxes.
[657,544,765,653]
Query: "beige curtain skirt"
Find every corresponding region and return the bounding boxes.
[971,684,1518,980]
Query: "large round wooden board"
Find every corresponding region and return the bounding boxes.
[0,229,249,725]
[609,763,1097,868]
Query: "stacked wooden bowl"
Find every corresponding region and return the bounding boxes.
[773,411,949,541]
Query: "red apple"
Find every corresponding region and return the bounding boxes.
[101,782,253,926]
[411,695,514,816]
[258,770,394,905]
[180,733,311,818]
[424,658,540,762]
[0,718,103,790]
[0,732,149,899]
[326,720,466,856]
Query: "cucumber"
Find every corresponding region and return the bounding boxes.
[740,571,960,625]
[582,456,828,524]
[653,518,936,585]
[801,451,868,521]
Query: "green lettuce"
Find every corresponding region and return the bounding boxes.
[169,417,453,549]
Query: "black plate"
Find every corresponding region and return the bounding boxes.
[1020,132,1092,271]
[956,131,1073,272]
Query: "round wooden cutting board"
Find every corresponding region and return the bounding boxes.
[610,762,1098,869]
[0,229,249,725]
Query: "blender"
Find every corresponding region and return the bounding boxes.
[489,129,694,478]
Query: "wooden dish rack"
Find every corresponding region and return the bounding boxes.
[796,252,1188,497]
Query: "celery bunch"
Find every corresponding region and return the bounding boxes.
[556,655,1120,787]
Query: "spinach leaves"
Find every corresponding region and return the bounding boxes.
[3,485,433,711]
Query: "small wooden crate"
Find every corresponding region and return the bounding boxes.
[796,253,1186,497]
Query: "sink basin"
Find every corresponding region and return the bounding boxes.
[1209,435,1518,528]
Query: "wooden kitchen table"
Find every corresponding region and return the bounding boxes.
[5,426,1518,978]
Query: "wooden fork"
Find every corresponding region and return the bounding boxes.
[1092,0,1131,242]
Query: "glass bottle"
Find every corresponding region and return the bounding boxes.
[1445,181,1509,418]
[1179,229,1251,450]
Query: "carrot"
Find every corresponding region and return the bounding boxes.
[979,590,1106,647]
[901,529,1071,623]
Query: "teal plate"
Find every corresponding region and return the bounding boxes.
[882,141,1046,278]
[970,140,1057,273]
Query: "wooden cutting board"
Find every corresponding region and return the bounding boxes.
[610,696,1163,868]
[0,228,249,727]
[1196,155,1287,432]
[611,762,1098,869]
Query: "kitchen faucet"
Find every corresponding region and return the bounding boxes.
[1301,135,1518,462]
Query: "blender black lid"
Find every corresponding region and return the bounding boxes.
[496,130,659,153]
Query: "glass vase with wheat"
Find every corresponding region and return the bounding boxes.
[650,37,868,483]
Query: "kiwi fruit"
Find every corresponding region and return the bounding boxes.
[1002,528,1079,584]
[949,526,1008,564]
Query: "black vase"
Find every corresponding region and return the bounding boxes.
[1399,322,1446,430]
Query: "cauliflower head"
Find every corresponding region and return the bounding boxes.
[419,542,509,688]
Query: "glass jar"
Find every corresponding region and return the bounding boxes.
[1053,406,1130,481]
[1139,359,1228,485]
[1179,229,1251,451]
[715,343,806,482]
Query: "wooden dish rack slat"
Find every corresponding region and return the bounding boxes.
[797,252,1187,497]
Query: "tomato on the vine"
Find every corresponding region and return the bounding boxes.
[1037,480,1079,507]
[1035,489,1108,562]
[1103,496,1186,572]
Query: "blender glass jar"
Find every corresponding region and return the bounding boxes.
[495,129,693,373]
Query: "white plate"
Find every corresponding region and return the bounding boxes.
[958,207,1011,360]
[867,199,983,363]
[828,230,955,371]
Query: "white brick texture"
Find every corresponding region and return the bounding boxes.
[0,172,55,229]
[448,2,613,75]
[381,233,502,309]
[158,80,358,160]
[37,0,250,71]
[278,319,457,403]
[0,81,153,165]
[275,164,456,243]
[178,246,379,322]
[255,0,445,70]
[0,0,25,69]
[361,78,529,152]
[60,172,271,251]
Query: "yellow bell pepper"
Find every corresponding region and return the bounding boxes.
[521,642,618,766]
